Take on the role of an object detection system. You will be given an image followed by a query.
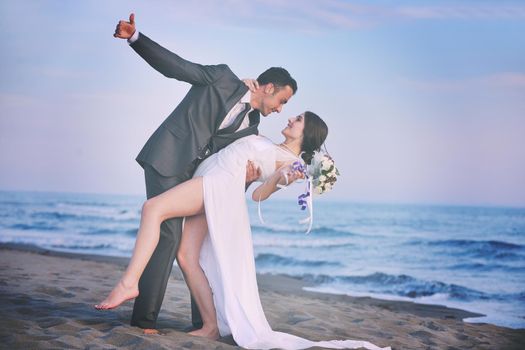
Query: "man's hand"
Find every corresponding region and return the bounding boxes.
[242,79,259,92]
[114,13,136,39]
[245,160,261,186]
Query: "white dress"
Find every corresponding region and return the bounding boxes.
[193,135,390,350]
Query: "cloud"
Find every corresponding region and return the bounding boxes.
[484,72,525,88]
[400,71,525,92]
[396,4,525,20]
[158,0,525,32]
[0,93,40,108]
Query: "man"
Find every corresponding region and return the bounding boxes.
[113,13,297,334]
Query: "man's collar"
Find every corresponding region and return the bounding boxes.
[241,90,251,105]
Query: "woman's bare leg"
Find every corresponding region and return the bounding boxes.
[95,177,204,310]
[177,214,219,340]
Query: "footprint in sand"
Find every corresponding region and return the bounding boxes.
[421,320,445,331]
[455,332,469,341]
[66,286,89,292]
[409,330,437,346]
[287,313,315,325]
[37,316,67,329]
[35,286,75,298]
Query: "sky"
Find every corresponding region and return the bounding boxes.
[1,0,524,207]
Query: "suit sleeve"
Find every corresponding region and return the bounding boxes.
[130,32,226,85]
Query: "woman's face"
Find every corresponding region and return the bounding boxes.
[281,113,305,141]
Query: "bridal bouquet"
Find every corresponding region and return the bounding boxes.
[292,152,339,234]
[308,152,340,195]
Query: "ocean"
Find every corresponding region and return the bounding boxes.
[1,190,524,329]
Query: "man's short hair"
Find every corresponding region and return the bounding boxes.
[257,67,297,94]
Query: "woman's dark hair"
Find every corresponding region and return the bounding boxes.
[301,111,328,165]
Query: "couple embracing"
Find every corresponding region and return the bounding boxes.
[96,13,390,350]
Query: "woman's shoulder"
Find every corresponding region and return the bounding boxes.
[274,144,303,164]
[246,135,276,150]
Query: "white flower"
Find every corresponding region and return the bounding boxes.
[312,152,324,164]
[306,151,338,195]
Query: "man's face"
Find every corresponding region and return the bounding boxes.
[259,85,294,117]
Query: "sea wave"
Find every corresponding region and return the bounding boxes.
[80,227,138,236]
[31,212,87,221]
[51,243,114,250]
[447,262,525,272]
[255,253,343,268]
[29,210,139,222]
[56,201,120,208]
[407,239,525,259]
[428,239,523,250]
[252,235,357,248]
[8,223,62,231]
[124,228,139,236]
[298,272,491,301]
[251,224,365,237]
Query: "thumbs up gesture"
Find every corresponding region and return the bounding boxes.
[114,13,136,39]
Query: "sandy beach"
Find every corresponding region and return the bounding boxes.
[0,243,523,350]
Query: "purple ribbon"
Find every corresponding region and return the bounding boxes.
[291,161,310,211]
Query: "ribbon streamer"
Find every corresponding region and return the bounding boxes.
[298,176,313,234]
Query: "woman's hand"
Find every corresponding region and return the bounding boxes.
[280,164,305,186]
[242,79,259,92]
[114,13,136,39]
[253,163,303,201]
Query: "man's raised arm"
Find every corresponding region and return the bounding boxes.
[114,13,226,86]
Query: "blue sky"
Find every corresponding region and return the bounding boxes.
[1,0,524,206]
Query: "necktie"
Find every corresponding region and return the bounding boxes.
[248,109,260,126]
[219,103,252,135]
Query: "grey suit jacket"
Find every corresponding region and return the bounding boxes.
[131,33,259,178]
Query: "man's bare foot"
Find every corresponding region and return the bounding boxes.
[143,328,160,335]
[94,280,139,310]
[189,326,220,340]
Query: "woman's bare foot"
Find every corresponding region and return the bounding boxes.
[143,328,160,335]
[94,279,139,310]
[189,325,220,340]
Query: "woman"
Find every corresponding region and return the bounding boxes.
[95,112,390,350]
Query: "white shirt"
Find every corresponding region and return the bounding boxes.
[128,31,253,132]
[218,91,252,131]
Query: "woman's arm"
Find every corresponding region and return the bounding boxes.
[251,163,304,201]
